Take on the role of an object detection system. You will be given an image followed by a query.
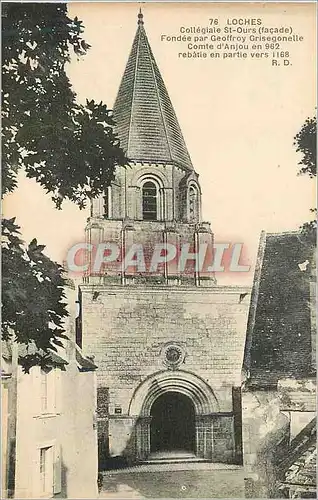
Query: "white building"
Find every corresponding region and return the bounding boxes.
[2,281,98,499]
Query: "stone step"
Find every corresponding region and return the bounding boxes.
[143,457,208,464]
[101,462,244,475]
[144,450,210,464]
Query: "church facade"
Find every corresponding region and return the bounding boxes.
[78,12,250,464]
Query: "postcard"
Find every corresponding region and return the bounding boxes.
[2,2,316,499]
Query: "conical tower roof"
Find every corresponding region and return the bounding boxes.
[113,11,193,171]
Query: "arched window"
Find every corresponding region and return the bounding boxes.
[142,181,158,220]
[188,185,198,222]
[103,186,112,219]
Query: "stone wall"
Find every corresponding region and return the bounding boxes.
[80,285,250,401]
[80,284,250,461]
[91,162,201,223]
[85,218,215,284]
[242,390,290,498]
[14,352,98,499]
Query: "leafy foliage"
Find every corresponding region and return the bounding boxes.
[294,115,317,178]
[2,218,69,371]
[300,213,317,246]
[294,115,317,241]
[2,3,126,208]
[2,4,126,370]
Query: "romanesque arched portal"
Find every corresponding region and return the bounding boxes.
[128,370,220,460]
[150,391,196,453]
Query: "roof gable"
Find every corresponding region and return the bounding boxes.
[243,231,316,386]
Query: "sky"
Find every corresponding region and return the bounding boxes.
[3,2,316,285]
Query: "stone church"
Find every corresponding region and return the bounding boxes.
[78,11,250,464]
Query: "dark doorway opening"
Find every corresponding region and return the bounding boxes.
[150,392,195,453]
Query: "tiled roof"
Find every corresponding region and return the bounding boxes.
[284,445,316,486]
[279,419,316,496]
[2,340,68,368]
[243,231,316,386]
[278,378,316,412]
[113,12,193,170]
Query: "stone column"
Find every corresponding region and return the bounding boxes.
[164,187,174,221]
[85,222,103,283]
[196,222,216,286]
[164,225,180,285]
[136,417,152,461]
[127,186,140,220]
[96,387,109,470]
[122,222,136,283]
[212,414,235,463]
[195,415,213,459]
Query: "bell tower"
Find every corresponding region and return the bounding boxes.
[86,11,215,285]
[79,11,251,466]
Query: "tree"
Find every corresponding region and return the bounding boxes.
[2,3,126,207]
[293,115,317,243]
[2,4,126,371]
[294,116,316,178]
[2,218,69,372]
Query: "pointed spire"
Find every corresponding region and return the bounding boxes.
[113,12,193,171]
[137,8,144,25]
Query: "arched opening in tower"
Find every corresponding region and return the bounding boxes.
[142,181,158,220]
[150,391,196,454]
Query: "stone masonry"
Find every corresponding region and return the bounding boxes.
[79,12,251,465]
[79,285,250,462]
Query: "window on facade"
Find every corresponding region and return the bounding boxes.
[103,195,109,219]
[40,446,53,496]
[189,186,198,222]
[40,369,49,413]
[103,187,111,219]
[142,181,157,220]
[40,368,56,414]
